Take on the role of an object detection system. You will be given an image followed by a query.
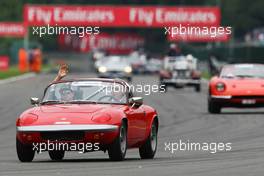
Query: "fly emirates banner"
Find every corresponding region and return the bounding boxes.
[24,5,220,27]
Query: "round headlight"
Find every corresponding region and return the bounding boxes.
[216,82,226,92]
[19,113,38,125]
[124,66,132,73]
[98,66,107,73]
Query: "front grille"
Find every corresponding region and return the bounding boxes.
[232,96,264,99]
[108,71,123,74]
[173,70,190,79]
[41,131,84,141]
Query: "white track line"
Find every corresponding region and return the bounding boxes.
[0,73,36,85]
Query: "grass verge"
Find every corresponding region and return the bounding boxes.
[0,67,23,80]
[201,71,212,80]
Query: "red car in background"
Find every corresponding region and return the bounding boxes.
[208,64,264,113]
[16,78,158,162]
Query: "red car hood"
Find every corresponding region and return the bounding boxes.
[19,104,125,126]
[211,78,264,96]
[226,79,264,90]
[40,104,106,113]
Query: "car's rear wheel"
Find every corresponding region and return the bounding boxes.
[208,99,221,114]
[16,138,35,162]
[139,120,158,159]
[108,121,127,161]
[159,79,167,93]
[49,150,65,161]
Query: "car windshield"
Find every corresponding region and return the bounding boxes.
[128,55,146,64]
[220,64,264,78]
[102,56,129,66]
[42,81,127,104]
[166,56,185,63]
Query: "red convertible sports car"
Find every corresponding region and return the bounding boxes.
[16,78,158,162]
[208,64,264,113]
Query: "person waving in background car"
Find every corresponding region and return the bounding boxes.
[167,43,182,57]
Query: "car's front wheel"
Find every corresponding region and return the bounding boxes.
[16,138,35,162]
[208,99,221,114]
[49,150,65,161]
[108,121,127,161]
[195,84,201,92]
[139,120,158,159]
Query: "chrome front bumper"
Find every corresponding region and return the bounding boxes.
[162,78,200,84]
[210,95,232,99]
[17,124,119,132]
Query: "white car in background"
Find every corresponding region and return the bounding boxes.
[145,58,162,74]
[159,55,201,92]
[128,52,147,74]
[97,56,132,82]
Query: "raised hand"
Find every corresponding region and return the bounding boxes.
[58,64,69,79]
[52,63,69,83]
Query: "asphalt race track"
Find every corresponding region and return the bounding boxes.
[1,70,264,175]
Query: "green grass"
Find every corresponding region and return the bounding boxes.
[0,66,24,80]
[201,71,212,80]
[42,64,53,73]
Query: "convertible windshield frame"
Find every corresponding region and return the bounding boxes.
[41,79,130,105]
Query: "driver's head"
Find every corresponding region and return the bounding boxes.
[111,84,126,101]
[60,87,74,101]
[111,90,125,100]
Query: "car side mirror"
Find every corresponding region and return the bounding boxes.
[129,97,143,108]
[30,97,39,106]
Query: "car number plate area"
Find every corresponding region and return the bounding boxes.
[41,131,85,141]
[241,99,256,104]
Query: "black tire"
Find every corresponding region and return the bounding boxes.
[208,99,221,114]
[159,81,167,93]
[16,138,35,162]
[195,84,201,92]
[108,121,127,161]
[49,150,65,161]
[139,121,158,159]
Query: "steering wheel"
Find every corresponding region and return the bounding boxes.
[98,95,116,102]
